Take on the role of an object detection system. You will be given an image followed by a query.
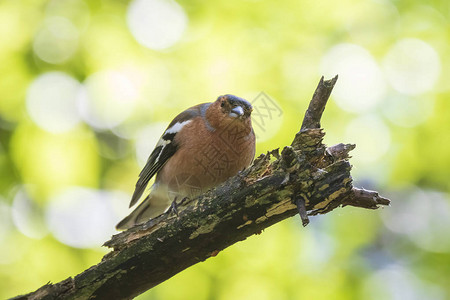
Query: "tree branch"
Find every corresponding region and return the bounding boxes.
[13,76,390,300]
[301,75,338,130]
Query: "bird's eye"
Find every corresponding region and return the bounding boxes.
[221,101,225,107]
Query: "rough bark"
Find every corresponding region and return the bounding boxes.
[12,76,390,300]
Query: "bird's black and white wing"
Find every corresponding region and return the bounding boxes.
[128,104,206,207]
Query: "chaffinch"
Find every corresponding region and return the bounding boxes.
[116,94,256,230]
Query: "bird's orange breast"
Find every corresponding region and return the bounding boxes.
[156,115,255,199]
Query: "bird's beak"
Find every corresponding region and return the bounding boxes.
[230,106,245,118]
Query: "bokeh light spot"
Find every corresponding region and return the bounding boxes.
[46,187,122,248]
[127,0,188,50]
[381,94,434,128]
[383,38,441,95]
[78,70,139,130]
[45,0,91,32]
[32,16,79,64]
[297,228,335,273]
[362,265,445,300]
[382,189,450,253]
[12,188,48,239]
[26,72,82,133]
[320,43,387,113]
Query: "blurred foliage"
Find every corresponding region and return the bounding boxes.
[1,0,450,299]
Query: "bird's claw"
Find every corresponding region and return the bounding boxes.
[167,196,191,217]
[168,199,179,217]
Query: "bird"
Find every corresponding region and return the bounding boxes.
[116,94,256,230]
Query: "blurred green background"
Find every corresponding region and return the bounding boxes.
[1,0,449,299]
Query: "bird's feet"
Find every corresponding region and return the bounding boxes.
[167,199,179,217]
[167,196,191,217]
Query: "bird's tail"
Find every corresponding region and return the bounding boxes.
[116,193,170,230]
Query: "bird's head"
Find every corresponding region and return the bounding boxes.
[205,94,254,134]
[217,94,253,120]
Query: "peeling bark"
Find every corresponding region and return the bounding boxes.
[12,76,390,300]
